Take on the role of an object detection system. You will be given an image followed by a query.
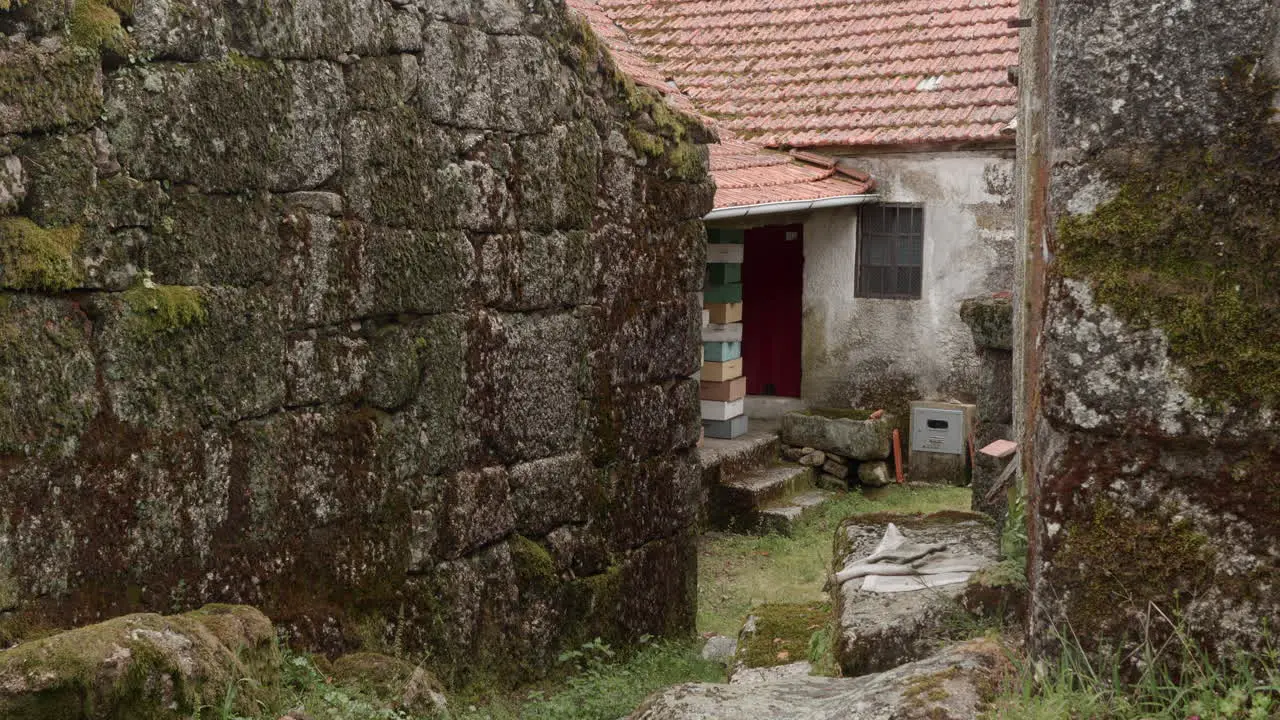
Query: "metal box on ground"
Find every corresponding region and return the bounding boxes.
[908,401,976,486]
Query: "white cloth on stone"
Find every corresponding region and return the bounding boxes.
[832,523,984,594]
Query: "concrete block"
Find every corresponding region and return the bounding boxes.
[702,322,743,342]
[699,376,747,402]
[701,398,745,421]
[704,283,742,304]
[703,341,741,362]
[706,244,744,264]
[706,302,743,324]
[703,414,749,439]
[702,358,743,382]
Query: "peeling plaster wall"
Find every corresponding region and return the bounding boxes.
[801,150,1016,417]
[0,0,712,681]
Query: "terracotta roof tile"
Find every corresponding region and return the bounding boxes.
[567,0,877,210]
[590,0,1020,148]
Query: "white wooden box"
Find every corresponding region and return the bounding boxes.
[702,322,743,342]
[700,398,746,421]
[706,244,744,264]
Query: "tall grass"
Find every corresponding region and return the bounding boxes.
[989,606,1279,719]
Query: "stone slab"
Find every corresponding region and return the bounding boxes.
[706,302,743,324]
[780,410,893,460]
[700,376,747,402]
[702,358,743,382]
[830,512,998,677]
[631,639,1008,720]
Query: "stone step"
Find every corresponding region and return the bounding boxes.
[709,464,812,530]
[756,488,838,536]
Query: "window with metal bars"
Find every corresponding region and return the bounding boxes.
[855,203,924,299]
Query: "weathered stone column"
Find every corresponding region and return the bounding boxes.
[1017,0,1280,656]
[960,294,1014,528]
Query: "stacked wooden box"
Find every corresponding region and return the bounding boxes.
[701,229,748,439]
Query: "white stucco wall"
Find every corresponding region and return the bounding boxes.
[801,149,1015,410]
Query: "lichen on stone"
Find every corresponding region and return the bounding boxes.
[122,277,207,336]
[1053,500,1215,640]
[1055,58,1280,408]
[0,217,82,291]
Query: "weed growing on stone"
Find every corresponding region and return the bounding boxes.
[986,607,1280,719]
[697,484,972,636]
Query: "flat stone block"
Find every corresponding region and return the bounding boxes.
[701,322,743,342]
[701,398,745,422]
[700,376,747,402]
[780,410,893,460]
[831,512,998,677]
[706,302,743,324]
[703,414,749,439]
[703,341,741,362]
[704,283,742,304]
[702,358,743,382]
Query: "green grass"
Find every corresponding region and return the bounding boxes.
[447,639,724,720]
[697,484,972,636]
[987,610,1280,720]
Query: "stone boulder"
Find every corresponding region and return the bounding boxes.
[958,295,1012,351]
[330,652,447,716]
[857,461,892,488]
[0,604,277,719]
[630,638,1008,719]
[830,512,998,677]
[780,410,892,461]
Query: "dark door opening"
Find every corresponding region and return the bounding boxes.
[742,224,804,398]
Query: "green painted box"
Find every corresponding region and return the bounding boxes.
[707,228,745,244]
[704,283,743,304]
[703,341,742,362]
[706,263,742,285]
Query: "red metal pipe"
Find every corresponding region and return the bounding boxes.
[892,429,905,484]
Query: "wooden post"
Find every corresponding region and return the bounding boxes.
[892,429,905,484]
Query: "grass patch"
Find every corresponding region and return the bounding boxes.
[736,602,830,669]
[447,639,723,720]
[698,484,972,636]
[986,609,1280,720]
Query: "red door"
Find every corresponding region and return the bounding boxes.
[742,225,804,397]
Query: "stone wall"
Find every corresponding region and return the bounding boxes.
[0,0,713,681]
[1018,0,1280,656]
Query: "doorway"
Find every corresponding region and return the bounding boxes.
[742,224,804,398]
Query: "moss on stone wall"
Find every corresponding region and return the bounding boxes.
[1053,501,1215,639]
[122,280,207,336]
[70,0,133,57]
[0,217,82,291]
[1056,59,1280,408]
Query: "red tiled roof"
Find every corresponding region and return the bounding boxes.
[591,0,1020,148]
[713,138,873,207]
[568,0,875,210]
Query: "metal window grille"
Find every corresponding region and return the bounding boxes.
[855,203,924,299]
